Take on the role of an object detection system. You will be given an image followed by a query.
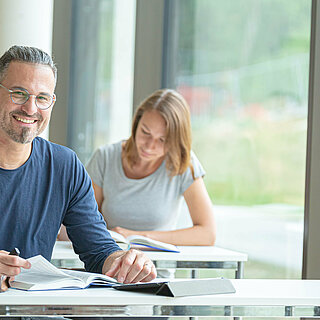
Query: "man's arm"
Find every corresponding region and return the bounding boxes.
[63,152,156,280]
[103,249,156,283]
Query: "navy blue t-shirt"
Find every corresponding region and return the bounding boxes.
[0,137,121,273]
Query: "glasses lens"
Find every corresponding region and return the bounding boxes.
[36,94,53,109]
[11,90,29,104]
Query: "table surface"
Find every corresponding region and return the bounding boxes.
[2,280,319,317]
[1,279,319,305]
[52,241,248,262]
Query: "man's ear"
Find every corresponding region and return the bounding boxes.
[52,94,57,108]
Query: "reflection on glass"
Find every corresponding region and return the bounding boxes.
[164,0,311,278]
[68,0,114,163]
[69,0,135,164]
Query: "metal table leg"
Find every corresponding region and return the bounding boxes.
[236,261,244,279]
[235,262,244,320]
[190,269,198,320]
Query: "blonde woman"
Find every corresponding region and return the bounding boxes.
[86,89,216,248]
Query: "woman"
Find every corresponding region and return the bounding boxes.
[86,89,216,246]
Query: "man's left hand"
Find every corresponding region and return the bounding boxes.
[102,249,156,283]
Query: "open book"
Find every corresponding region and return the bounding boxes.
[10,255,236,296]
[108,230,180,253]
[10,255,118,291]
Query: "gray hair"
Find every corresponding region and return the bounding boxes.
[0,45,57,83]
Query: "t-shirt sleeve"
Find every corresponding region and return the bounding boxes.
[63,153,121,273]
[86,147,106,188]
[180,151,206,194]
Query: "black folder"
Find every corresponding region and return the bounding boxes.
[113,278,236,297]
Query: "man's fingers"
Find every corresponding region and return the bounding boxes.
[121,253,146,283]
[1,255,30,268]
[131,262,157,283]
[0,266,21,277]
[105,250,136,282]
[141,265,157,283]
[116,250,137,283]
[0,253,31,277]
[104,249,157,284]
[118,250,156,283]
[105,256,122,278]
[5,256,31,269]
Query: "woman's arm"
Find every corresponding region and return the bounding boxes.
[57,225,69,241]
[112,178,216,246]
[92,181,104,212]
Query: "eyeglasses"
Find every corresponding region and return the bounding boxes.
[0,83,56,110]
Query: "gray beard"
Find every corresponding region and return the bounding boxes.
[0,110,44,144]
[4,126,38,144]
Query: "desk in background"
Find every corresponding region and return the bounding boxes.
[1,280,320,318]
[52,241,248,279]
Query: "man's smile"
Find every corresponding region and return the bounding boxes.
[13,115,37,124]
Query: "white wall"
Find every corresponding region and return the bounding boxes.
[0,0,54,139]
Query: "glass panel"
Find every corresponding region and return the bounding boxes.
[68,0,113,163]
[164,0,311,278]
[68,0,135,163]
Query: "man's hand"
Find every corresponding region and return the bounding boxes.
[102,249,156,283]
[0,250,31,292]
[0,250,31,277]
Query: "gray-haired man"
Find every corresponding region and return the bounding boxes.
[0,46,156,290]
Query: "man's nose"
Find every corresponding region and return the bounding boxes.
[20,95,38,115]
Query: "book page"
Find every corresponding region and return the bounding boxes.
[12,255,82,290]
[12,255,117,290]
[63,269,118,285]
[20,255,70,278]
[108,230,128,243]
[126,235,179,252]
[13,272,75,284]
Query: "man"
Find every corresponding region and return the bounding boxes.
[0,45,156,287]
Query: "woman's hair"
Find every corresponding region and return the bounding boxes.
[124,88,194,178]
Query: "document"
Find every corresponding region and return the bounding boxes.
[10,255,117,291]
[109,230,180,253]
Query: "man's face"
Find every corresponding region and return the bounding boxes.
[0,61,55,144]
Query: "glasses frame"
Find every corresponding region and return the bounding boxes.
[0,83,56,110]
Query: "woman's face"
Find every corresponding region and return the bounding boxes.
[135,110,167,162]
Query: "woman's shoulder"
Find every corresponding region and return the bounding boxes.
[94,141,123,158]
[174,150,205,194]
[190,150,202,165]
[187,150,206,178]
[87,141,123,170]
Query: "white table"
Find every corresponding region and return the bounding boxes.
[51,241,248,278]
[1,280,320,317]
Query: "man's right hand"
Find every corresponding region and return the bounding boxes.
[0,250,31,278]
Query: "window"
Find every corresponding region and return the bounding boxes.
[68,0,135,163]
[163,0,312,278]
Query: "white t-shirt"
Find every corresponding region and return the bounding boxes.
[86,141,205,231]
